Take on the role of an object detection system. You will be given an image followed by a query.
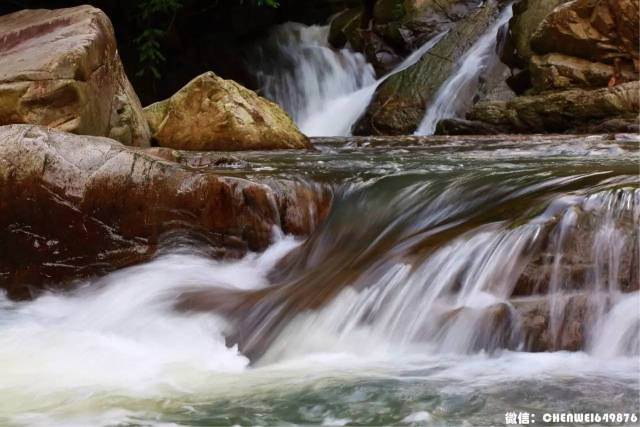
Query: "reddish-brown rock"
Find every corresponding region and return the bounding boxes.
[531,0,640,68]
[0,125,331,299]
[0,6,150,146]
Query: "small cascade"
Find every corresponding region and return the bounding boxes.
[591,292,640,357]
[199,153,638,362]
[256,185,639,362]
[253,23,376,136]
[254,23,445,136]
[0,136,637,425]
[415,7,513,135]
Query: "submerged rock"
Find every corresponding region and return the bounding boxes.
[0,125,330,299]
[0,6,150,146]
[511,294,595,351]
[144,72,310,151]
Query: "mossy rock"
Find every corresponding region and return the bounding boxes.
[144,72,310,151]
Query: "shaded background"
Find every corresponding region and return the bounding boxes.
[0,0,355,104]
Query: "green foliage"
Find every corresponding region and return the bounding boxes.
[135,0,182,81]
[134,0,279,82]
[256,0,279,6]
[135,28,166,80]
[138,0,183,19]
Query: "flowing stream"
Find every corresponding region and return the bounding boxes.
[254,23,444,136]
[0,134,638,426]
[415,7,513,135]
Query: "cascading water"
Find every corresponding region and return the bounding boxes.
[253,23,376,136]
[254,23,445,136]
[1,134,637,426]
[415,7,513,135]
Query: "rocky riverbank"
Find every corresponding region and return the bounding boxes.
[439,0,640,134]
[0,125,330,300]
[330,0,639,135]
[0,5,322,300]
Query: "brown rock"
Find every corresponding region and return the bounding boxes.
[0,125,331,300]
[467,81,640,132]
[500,0,571,69]
[355,0,508,135]
[512,294,597,351]
[531,0,639,66]
[608,0,640,69]
[144,72,310,151]
[435,118,507,135]
[530,53,637,91]
[329,0,493,76]
[0,6,150,146]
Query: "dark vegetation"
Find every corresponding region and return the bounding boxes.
[1,0,353,104]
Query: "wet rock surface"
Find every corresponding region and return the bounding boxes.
[0,125,331,299]
[330,0,490,76]
[0,6,150,146]
[354,0,507,135]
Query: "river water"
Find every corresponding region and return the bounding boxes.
[0,134,638,426]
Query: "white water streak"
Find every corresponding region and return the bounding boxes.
[256,23,445,136]
[415,7,513,135]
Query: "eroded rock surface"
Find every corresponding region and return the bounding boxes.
[144,72,311,151]
[465,81,639,133]
[330,0,489,76]
[0,125,330,299]
[438,0,640,134]
[0,6,150,146]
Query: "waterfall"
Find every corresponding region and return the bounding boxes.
[253,23,376,136]
[414,6,513,135]
[254,23,445,136]
[0,135,637,425]
[255,185,640,362]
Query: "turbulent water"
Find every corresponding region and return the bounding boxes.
[1,134,638,426]
[253,23,444,136]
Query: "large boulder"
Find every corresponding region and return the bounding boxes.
[354,0,507,135]
[0,6,150,146]
[465,81,639,133]
[500,0,570,69]
[529,53,637,91]
[144,72,311,151]
[530,0,640,66]
[500,0,639,92]
[0,125,331,299]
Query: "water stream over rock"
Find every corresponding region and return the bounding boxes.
[254,23,444,136]
[1,134,638,426]
[415,7,513,135]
